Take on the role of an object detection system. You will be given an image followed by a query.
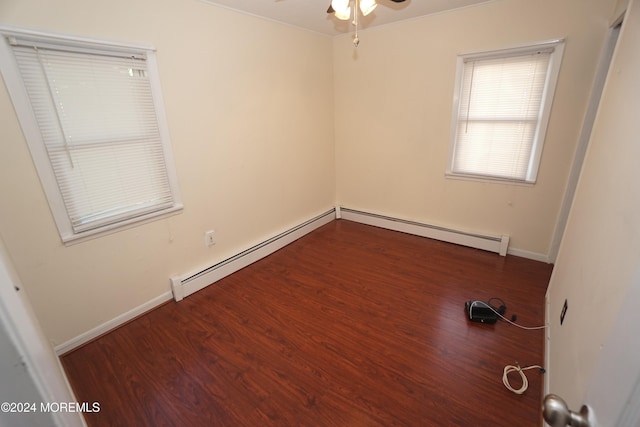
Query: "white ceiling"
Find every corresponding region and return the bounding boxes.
[200,0,492,37]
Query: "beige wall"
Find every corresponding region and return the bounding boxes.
[0,0,620,350]
[334,0,617,258]
[0,0,335,346]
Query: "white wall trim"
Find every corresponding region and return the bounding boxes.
[54,291,173,356]
[171,208,336,302]
[55,209,336,354]
[544,289,552,411]
[0,238,86,426]
[548,23,621,263]
[55,205,548,355]
[507,247,549,263]
[338,207,510,256]
[339,207,551,262]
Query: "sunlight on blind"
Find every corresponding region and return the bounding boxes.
[13,46,173,232]
[453,51,551,181]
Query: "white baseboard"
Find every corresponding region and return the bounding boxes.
[55,206,547,355]
[56,209,336,354]
[171,208,336,302]
[339,207,510,256]
[507,246,550,263]
[54,291,173,356]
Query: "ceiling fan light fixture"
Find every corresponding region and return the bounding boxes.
[334,6,351,20]
[331,0,351,19]
[359,0,377,16]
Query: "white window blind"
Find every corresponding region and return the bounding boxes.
[0,28,182,242]
[448,41,564,183]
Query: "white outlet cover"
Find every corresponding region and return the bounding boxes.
[204,230,215,247]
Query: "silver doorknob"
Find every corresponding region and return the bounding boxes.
[542,394,592,427]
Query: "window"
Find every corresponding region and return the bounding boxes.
[447,40,565,183]
[0,27,182,243]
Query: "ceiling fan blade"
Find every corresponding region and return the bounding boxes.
[389,0,406,2]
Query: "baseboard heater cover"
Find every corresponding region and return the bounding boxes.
[338,207,509,256]
[171,209,335,302]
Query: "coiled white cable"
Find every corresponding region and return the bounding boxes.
[502,363,545,394]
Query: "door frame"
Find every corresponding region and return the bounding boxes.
[0,237,86,427]
[548,14,624,263]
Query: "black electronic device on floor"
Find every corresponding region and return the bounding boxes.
[465,300,498,324]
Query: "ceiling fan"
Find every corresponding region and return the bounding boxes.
[327,0,407,47]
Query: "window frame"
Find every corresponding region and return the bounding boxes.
[446,39,565,184]
[0,25,183,245]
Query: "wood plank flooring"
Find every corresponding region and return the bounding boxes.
[61,219,553,426]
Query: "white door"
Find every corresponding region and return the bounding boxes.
[0,237,85,427]
[0,316,53,427]
[545,0,640,425]
[584,278,640,425]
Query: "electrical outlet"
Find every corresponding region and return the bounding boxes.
[204,230,215,247]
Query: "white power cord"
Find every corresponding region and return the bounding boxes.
[502,363,545,394]
[471,300,547,330]
[468,300,547,394]
[494,310,547,330]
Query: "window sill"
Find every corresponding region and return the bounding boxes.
[61,204,183,246]
[445,172,536,187]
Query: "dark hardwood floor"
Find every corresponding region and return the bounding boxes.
[61,219,553,426]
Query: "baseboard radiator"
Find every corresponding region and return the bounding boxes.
[337,207,509,256]
[170,209,336,301]
[58,207,508,354]
[171,206,508,302]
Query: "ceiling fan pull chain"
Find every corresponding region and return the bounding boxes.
[353,0,360,47]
